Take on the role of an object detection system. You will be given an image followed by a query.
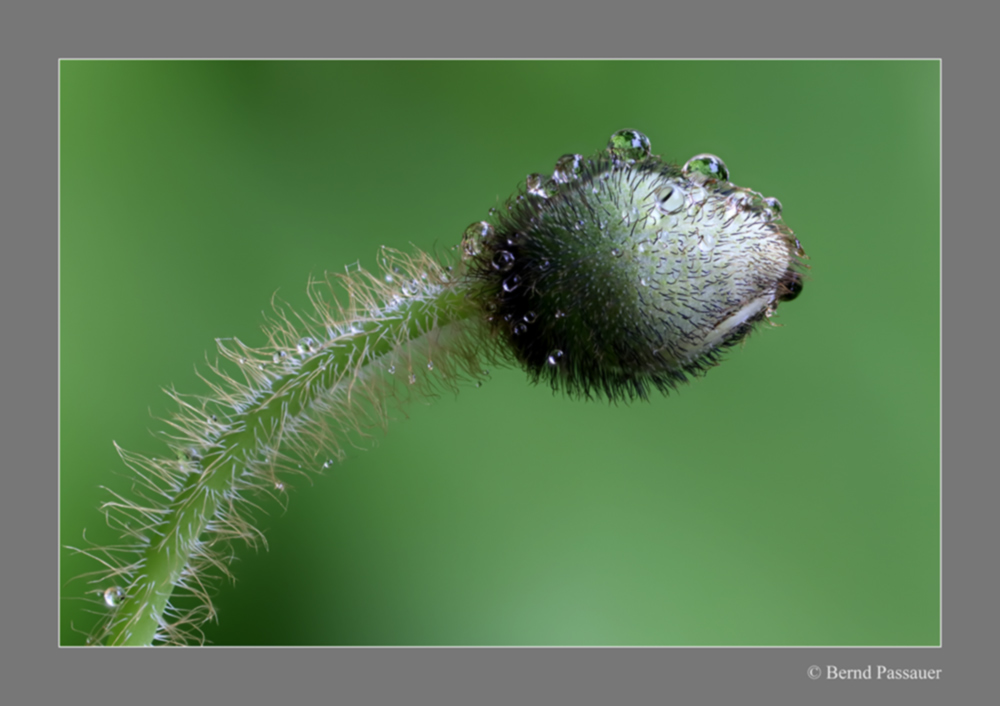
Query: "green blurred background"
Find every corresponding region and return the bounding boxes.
[60,61,939,646]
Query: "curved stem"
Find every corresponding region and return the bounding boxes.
[103,276,479,645]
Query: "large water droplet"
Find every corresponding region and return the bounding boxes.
[502,274,522,292]
[103,586,124,608]
[552,153,584,183]
[462,221,493,259]
[655,184,686,214]
[547,350,564,366]
[682,154,729,182]
[492,250,515,272]
[607,129,652,162]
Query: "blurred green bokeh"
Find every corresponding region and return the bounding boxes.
[60,61,939,646]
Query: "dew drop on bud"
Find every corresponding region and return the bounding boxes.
[682,153,729,182]
[655,184,687,214]
[492,250,515,272]
[462,221,493,259]
[607,129,652,162]
[552,153,584,183]
[526,173,554,198]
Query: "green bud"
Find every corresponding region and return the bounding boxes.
[465,130,806,400]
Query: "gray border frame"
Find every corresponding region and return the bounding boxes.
[7,0,989,703]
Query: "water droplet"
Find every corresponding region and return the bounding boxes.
[403,279,420,296]
[725,191,752,215]
[540,259,552,271]
[296,337,316,354]
[502,274,522,292]
[475,381,482,388]
[554,309,566,319]
[764,196,783,219]
[385,273,394,283]
[547,350,564,366]
[238,357,247,365]
[481,369,490,376]
[408,373,417,385]
[388,365,396,374]
[427,361,434,371]
[552,153,584,183]
[462,221,493,259]
[322,459,334,469]
[611,248,622,258]
[511,322,528,335]
[640,277,649,287]
[272,351,287,364]
[526,173,554,198]
[492,250,515,272]
[258,363,266,371]
[682,154,729,182]
[523,311,538,323]
[274,481,285,491]
[103,586,124,608]
[607,129,652,162]
[655,185,686,214]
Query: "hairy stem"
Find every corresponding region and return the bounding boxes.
[102,269,480,646]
